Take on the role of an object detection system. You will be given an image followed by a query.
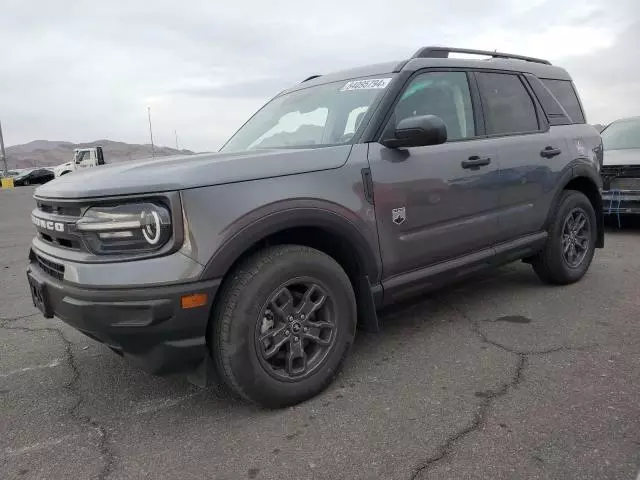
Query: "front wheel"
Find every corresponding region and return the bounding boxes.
[532,190,597,285]
[210,245,357,408]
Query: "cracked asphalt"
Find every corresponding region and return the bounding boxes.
[2,186,639,480]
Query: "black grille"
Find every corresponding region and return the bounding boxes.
[35,254,65,281]
[33,199,83,251]
[610,177,640,191]
[37,202,82,217]
[39,232,82,249]
[601,165,640,191]
[601,165,640,177]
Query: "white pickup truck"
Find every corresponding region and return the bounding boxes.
[53,146,105,177]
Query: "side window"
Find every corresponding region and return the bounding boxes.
[476,72,539,135]
[75,151,87,163]
[525,75,571,125]
[392,71,475,141]
[540,79,586,124]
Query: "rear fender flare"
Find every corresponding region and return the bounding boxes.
[545,162,604,248]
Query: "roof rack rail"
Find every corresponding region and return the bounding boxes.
[411,47,551,65]
[301,75,322,83]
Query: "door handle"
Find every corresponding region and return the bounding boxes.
[461,155,491,169]
[541,146,562,158]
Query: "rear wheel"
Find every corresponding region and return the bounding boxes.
[532,190,597,285]
[210,245,356,408]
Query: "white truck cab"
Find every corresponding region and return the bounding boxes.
[54,146,105,177]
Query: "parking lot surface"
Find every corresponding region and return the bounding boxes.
[1,185,639,480]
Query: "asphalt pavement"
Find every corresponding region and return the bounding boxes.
[1,185,639,480]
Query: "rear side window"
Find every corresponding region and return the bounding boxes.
[476,72,539,135]
[540,79,585,124]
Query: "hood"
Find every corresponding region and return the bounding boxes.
[35,146,352,199]
[603,148,640,166]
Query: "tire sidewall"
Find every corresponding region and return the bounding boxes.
[219,249,356,407]
[551,191,597,282]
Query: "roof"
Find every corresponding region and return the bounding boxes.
[402,57,571,80]
[283,46,572,95]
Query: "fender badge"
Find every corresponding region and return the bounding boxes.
[392,207,406,225]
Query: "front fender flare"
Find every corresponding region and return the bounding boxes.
[200,206,381,283]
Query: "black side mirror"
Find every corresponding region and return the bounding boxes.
[382,115,447,149]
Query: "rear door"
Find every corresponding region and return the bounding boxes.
[368,70,503,279]
[473,71,568,242]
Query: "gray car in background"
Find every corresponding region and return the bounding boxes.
[27,46,604,408]
[599,116,640,216]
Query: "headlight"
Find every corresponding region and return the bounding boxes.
[76,202,172,254]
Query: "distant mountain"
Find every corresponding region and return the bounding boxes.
[5,140,196,169]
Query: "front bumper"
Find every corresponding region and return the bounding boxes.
[602,190,640,215]
[27,253,220,375]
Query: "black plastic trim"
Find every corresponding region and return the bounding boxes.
[200,207,381,283]
[382,232,548,305]
[27,263,221,375]
[361,168,374,205]
[545,163,604,248]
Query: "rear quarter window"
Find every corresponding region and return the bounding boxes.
[540,79,586,124]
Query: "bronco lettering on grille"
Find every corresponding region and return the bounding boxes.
[32,215,65,233]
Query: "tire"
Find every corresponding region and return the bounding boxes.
[210,245,357,408]
[532,190,597,285]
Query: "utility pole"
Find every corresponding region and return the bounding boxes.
[147,106,155,158]
[0,120,8,175]
[174,130,179,150]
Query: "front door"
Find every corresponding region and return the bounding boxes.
[368,70,503,279]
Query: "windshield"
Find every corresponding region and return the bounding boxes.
[220,76,394,152]
[601,118,640,150]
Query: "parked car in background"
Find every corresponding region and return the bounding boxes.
[13,168,55,186]
[600,116,640,216]
[1,169,21,179]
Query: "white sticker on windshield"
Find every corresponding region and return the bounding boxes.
[341,78,392,91]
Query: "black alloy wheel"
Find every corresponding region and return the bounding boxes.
[256,280,336,381]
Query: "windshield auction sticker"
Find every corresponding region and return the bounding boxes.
[341,78,392,91]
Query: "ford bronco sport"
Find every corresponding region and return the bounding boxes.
[27,46,604,408]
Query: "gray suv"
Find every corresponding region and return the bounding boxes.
[27,46,604,408]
